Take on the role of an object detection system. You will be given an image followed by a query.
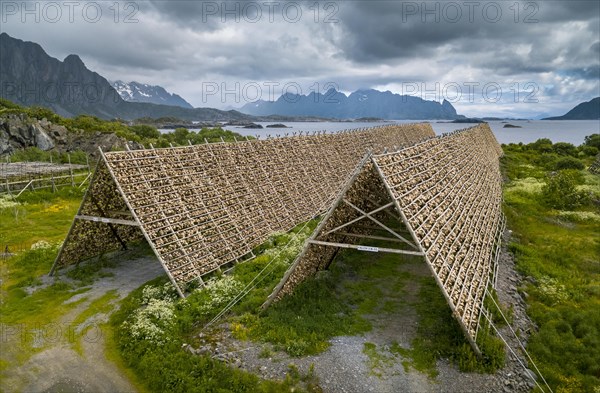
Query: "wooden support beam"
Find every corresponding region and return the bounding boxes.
[75,215,140,227]
[89,197,130,251]
[307,239,425,256]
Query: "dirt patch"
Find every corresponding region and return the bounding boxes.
[1,254,165,393]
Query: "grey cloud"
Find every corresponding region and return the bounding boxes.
[1,0,598,117]
[332,1,599,64]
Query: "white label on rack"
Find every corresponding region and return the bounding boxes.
[357,246,379,253]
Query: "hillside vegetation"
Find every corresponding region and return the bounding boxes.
[501,135,600,392]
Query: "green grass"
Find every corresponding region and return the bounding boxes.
[245,272,372,356]
[362,342,394,377]
[388,277,505,377]
[69,290,119,356]
[0,188,82,249]
[240,235,417,358]
[0,188,96,368]
[501,143,600,392]
[0,185,145,349]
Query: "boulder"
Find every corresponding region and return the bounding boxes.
[31,123,55,150]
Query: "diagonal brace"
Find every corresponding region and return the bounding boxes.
[323,201,395,236]
[342,199,419,250]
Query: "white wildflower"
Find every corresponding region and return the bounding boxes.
[196,276,244,315]
[557,210,600,222]
[0,195,20,210]
[31,240,52,250]
[141,282,178,304]
[506,177,544,194]
[126,298,176,345]
[538,276,569,305]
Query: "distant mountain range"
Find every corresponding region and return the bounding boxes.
[112,80,193,109]
[240,89,462,120]
[0,33,250,121]
[543,97,600,120]
[1,32,464,121]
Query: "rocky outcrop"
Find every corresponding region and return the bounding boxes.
[0,114,58,153]
[0,114,131,157]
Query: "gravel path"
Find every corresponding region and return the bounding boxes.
[1,254,165,393]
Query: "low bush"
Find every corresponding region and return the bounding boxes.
[555,156,585,170]
[541,170,589,209]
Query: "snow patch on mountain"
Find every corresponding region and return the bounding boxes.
[111,81,193,109]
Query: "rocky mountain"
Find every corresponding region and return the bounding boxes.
[240,88,463,120]
[543,97,600,120]
[0,32,122,119]
[0,33,252,121]
[112,80,193,109]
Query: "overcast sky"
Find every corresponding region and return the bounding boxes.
[1,0,599,118]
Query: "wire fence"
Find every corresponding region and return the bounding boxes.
[0,153,92,197]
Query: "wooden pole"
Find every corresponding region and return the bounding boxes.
[68,153,75,187]
[50,153,56,193]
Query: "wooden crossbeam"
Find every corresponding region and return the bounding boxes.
[75,215,140,227]
[308,240,425,256]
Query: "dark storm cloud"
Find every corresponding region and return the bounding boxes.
[333,1,599,64]
[146,0,313,27]
[146,0,231,28]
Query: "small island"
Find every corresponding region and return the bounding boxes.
[451,118,485,124]
[503,123,522,128]
[242,123,263,129]
[223,121,264,129]
[354,117,384,122]
[266,123,290,128]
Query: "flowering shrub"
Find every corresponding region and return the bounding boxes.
[263,227,312,263]
[537,276,569,305]
[124,298,176,345]
[195,276,244,317]
[0,195,20,210]
[141,282,178,304]
[541,170,589,209]
[30,240,52,250]
[122,283,178,346]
